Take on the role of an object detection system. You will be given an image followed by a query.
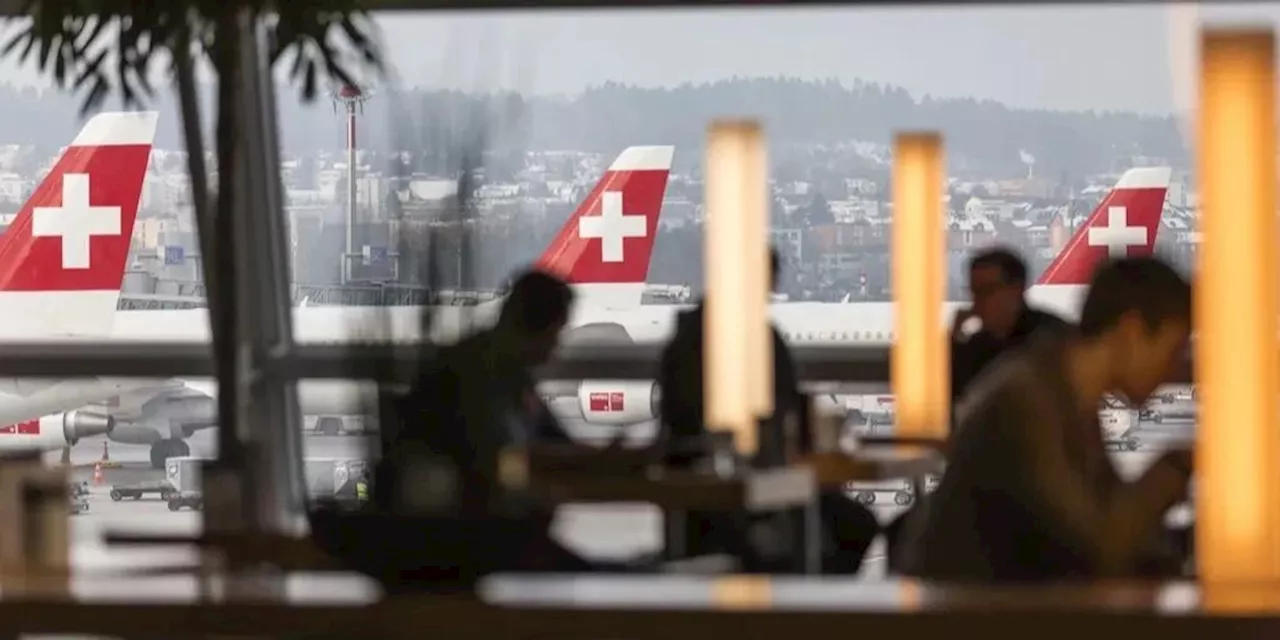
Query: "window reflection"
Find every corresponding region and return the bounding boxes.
[0,1,1226,584]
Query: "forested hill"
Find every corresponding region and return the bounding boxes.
[0,77,1185,179]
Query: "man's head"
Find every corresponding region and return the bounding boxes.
[496,269,575,366]
[1078,257,1192,405]
[967,247,1028,337]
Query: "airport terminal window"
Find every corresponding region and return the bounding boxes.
[0,1,1206,584]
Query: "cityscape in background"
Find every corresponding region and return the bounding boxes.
[0,77,1200,309]
[0,4,1225,590]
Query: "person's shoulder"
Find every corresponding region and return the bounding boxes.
[1027,307,1072,332]
[669,305,705,344]
[953,347,1043,429]
[434,336,476,365]
[677,304,704,327]
[433,331,502,375]
[770,321,788,343]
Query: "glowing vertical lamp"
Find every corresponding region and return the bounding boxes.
[704,121,769,455]
[892,133,948,438]
[744,129,774,420]
[1196,28,1280,583]
[705,121,776,608]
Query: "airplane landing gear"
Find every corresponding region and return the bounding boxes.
[149,438,191,469]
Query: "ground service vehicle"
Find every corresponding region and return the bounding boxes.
[110,479,177,501]
[166,490,202,511]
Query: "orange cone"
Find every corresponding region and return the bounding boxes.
[93,462,103,486]
[101,440,109,462]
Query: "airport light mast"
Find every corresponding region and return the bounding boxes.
[331,83,373,285]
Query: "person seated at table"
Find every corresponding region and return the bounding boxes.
[886,247,1071,570]
[950,247,1072,401]
[659,247,879,574]
[390,268,618,572]
[899,257,1194,582]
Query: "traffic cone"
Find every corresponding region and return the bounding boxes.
[101,440,109,462]
[93,462,103,486]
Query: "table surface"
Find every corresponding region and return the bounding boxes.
[478,573,1280,614]
[0,568,1243,611]
[0,568,1272,637]
[802,446,943,484]
[533,464,817,510]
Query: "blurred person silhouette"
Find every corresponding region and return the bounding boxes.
[372,268,629,575]
[659,247,879,574]
[899,257,1194,582]
[885,247,1071,569]
[951,247,1072,401]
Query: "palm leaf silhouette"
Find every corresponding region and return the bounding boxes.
[4,1,382,116]
[4,1,384,465]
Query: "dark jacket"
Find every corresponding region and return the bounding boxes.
[658,304,801,464]
[322,330,573,590]
[655,304,802,566]
[388,329,570,516]
[884,305,1070,571]
[902,336,1184,582]
[951,306,1070,403]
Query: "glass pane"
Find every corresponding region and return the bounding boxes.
[0,0,1223,591]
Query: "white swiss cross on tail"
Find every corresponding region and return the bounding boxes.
[0,111,157,339]
[1087,206,1147,258]
[534,145,674,307]
[577,191,648,263]
[33,173,122,269]
[1037,166,1170,287]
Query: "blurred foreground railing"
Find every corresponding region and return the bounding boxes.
[0,342,1193,384]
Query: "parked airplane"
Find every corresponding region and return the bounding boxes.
[102,145,676,466]
[73,155,1168,465]
[0,111,158,452]
[566,167,1171,428]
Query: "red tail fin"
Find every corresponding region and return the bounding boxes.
[1037,167,1170,286]
[0,111,157,337]
[535,146,673,285]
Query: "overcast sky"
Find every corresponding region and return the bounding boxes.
[3,4,1280,116]
[368,4,1280,116]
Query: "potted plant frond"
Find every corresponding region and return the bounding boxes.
[2,1,384,461]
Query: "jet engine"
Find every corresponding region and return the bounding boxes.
[0,410,116,451]
[577,380,661,425]
[58,410,116,445]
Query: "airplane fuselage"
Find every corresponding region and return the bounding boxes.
[93,282,1089,420]
[104,283,1087,346]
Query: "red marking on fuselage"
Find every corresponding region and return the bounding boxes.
[0,419,39,434]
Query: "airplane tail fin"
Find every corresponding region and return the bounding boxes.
[1037,166,1170,286]
[0,112,158,338]
[534,146,673,306]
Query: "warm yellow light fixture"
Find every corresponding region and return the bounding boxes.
[892,133,948,438]
[711,576,774,609]
[1202,585,1280,613]
[744,131,774,420]
[704,120,770,455]
[1196,28,1280,582]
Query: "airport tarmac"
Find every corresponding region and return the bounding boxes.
[58,425,1196,585]
[58,488,381,603]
